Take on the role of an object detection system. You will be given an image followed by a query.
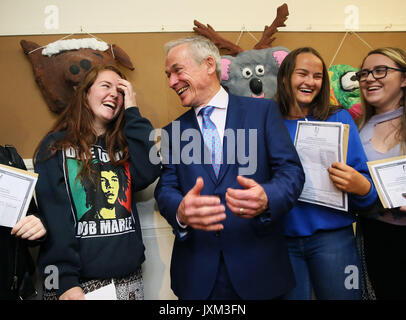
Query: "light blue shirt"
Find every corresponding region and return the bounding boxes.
[359,107,403,161]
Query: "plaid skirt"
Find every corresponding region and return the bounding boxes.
[43,268,144,300]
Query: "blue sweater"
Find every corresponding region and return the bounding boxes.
[35,107,160,297]
[283,109,377,237]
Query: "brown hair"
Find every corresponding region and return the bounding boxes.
[357,47,406,153]
[274,47,338,120]
[34,65,129,180]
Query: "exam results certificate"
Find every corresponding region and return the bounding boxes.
[294,121,348,211]
[0,164,38,228]
[367,155,406,209]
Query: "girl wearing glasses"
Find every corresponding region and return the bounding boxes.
[275,47,377,300]
[357,47,406,300]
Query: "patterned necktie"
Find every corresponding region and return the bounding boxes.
[199,106,221,177]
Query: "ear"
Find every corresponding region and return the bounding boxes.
[221,58,231,81]
[205,56,217,75]
[20,40,41,55]
[401,72,406,88]
[273,50,289,67]
[110,44,135,70]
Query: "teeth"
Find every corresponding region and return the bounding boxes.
[177,86,189,95]
[103,102,115,109]
[300,88,312,93]
[368,86,380,91]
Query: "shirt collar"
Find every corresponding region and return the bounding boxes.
[194,86,229,117]
[369,106,404,125]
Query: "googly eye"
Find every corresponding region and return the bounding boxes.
[341,71,359,91]
[242,67,253,79]
[255,65,265,76]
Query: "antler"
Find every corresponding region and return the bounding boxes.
[253,3,289,50]
[193,20,244,56]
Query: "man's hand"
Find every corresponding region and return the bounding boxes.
[225,176,268,218]
[59,286,85,300]
[177,177,226,231]
[328,162,371,196]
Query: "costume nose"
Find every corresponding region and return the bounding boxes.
[249,78,263,95]
[69,60,92,75]
[69,64,80,75]
[80,59,91,70]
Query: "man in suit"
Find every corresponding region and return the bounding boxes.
[154,36,305,300]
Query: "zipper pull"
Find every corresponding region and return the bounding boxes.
[11,275,18,291]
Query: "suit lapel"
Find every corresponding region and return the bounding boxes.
[181,109,218,184]
[180,95,246,185]
[217,94,246,184]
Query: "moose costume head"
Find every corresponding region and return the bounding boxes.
[193,3,290,100]
[21,38,134,114]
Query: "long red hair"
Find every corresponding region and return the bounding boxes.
[34,65,129,180]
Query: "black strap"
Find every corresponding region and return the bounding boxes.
[4,145,27,170]
[0,145,13,166]
[0,144,38,214]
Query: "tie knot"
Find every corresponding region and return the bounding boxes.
[199,106,215,118]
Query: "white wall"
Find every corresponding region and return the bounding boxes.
[136,181,177,300]
[1,0,405,36]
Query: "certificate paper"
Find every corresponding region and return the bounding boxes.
[0,164,38,228]
[294,121,348,211]
[367,155,406,209]
[85,282,117,300]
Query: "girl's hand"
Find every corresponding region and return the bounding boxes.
[59,286,85,300]
[11,215,46,240]
[328,162,371,196]
[117,79,137,109]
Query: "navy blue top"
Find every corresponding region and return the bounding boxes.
[35,107,160,296]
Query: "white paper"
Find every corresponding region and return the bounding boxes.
[294,121,348,211]
[85,282,117,300]
[0,164,38,228]
[368,156,406,209]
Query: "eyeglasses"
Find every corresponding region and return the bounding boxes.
[356,66,406,82]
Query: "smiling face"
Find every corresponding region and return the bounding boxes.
[291,52,324,111]
[165,43,219,108]
[87,70,124,133]
[360,54,406,114]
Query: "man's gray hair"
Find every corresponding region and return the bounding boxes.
[165,36,222,80]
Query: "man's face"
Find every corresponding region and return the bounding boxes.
[165,44,214,108]
[101,170,119,205]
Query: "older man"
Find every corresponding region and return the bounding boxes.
[154,36,304,300]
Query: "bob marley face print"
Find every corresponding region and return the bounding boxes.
[101,170,120,206]
[64,143,134,238]
[80,161,130,221]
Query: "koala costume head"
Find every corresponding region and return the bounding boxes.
[194,3,290,100]
[221,47,289,99]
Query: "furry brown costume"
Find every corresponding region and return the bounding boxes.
[21,38,134,114]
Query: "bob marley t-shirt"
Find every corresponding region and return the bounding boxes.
[36,107,160,293]
[64,142,136,239]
